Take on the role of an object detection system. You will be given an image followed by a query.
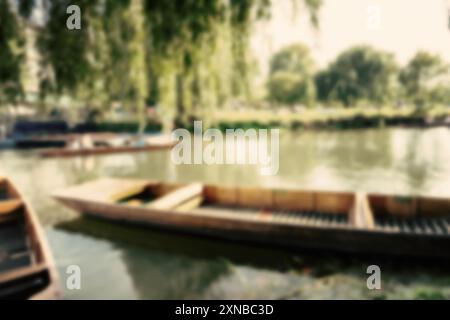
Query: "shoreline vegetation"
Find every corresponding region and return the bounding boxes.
[83,106,450,134]
[211,106,450,131]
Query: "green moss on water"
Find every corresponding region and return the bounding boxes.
[414,290,447,300]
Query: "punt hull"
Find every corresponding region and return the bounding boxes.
[41,142,176,158]
[14,138,68,149]
[55,195,450,261]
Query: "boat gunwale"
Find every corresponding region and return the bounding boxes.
[51,178,450,242]
[0,178,61,299]
[52,178,450,209]
[40,141,177,158]
[53,192,450,238]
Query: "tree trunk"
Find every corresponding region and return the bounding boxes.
[174,73,185,128]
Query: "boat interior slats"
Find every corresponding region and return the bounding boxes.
[192,205,350,227]
[375,216,450,235]
[191,188,449,236]
[367,194,450,236]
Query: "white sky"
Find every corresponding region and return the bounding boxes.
[251,0,450,78]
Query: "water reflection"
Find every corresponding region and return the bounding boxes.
[55,217,300,299]
[1,127,450,298]
[54,217,450,299]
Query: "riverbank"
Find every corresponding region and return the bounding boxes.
[96,107,450,133]
[210,106,450,131]
[3,107,449,137]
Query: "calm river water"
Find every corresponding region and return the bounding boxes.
[1,127,450,299]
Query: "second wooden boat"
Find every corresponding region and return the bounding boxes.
[41,134,176,158]
[52,178,450,260]
[0,177,60,299]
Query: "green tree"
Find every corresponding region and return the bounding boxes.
[37,1,105,106]
[316,46,398,106]
[6,0,322,128]
[399,51,450,107]
[0,0,25,105]
[267,43,316,107]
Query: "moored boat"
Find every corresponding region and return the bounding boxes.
[11,121,70,149]
[40,134,176,158]
[0,177,60,299]
[52,178,450,260]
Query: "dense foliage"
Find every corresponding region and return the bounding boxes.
[1,0,449,127]
[34,0,289,127]
[399,51,450,107]
[0,0,324,125]
[315,46,398,106]
[0,0,25,104]
[267,44,316,107]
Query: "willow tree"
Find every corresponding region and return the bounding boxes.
[0,0,25,106]
[144,0,231,127]
[143,0,322,127]
[36,0,104,120]
[123,0,148,133]
[399,51,450,108]
[27,0,322,129]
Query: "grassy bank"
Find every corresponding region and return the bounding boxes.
[79,106,450,133]
[210,106,450,130]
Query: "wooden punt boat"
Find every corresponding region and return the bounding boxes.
[52,178,450,260]
[0,177,60,299]
[14,133,118,150]
[11,121,69,149]
[14,134,71,149]
[40,135,176,158]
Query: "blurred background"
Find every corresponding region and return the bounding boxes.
[1,0,450,299]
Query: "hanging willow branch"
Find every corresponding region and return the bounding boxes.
[0,0,25,105]
[8,0,322,127]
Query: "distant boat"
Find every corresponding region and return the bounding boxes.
[0,177,60,299]
[11,121,70,149]
[53,178,450,260]
[40,134,176,158]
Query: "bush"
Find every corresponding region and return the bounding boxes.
[267,72,315,107]
[267,44,316,107]
[315,46,398,106]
